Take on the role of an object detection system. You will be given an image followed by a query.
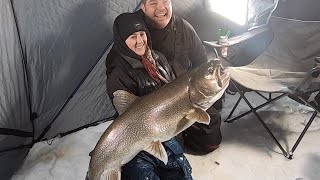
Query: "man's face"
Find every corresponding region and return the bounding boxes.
[141,0,172,29]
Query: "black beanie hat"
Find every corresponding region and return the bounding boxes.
[113,12,151,59]
[114,13,148,41]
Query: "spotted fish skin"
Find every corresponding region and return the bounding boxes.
[88,60,230,180]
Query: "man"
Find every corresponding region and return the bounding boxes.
[138,0,223,155]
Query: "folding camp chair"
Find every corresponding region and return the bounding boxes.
[204,17,320,159]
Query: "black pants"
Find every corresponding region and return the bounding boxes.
[182,105,222,154]
[122,138,192,180]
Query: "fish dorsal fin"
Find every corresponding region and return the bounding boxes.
[185,108,210,125]
[101,169,121,180]
[143,141,168,165]
[113,90,139,115]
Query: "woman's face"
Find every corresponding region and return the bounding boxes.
[125,31,148,56]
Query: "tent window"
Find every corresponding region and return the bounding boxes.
[208,0,249,25]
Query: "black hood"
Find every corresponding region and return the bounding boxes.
[112,12,152,60]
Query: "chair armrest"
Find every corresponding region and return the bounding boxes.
[295,65,320,93]
[203,26,270,48]
[313,57,320,77]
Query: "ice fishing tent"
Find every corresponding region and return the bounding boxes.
[1,0,319,179]
[1,0,137,178]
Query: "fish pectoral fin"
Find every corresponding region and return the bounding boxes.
[113,90,139,115]
[101,169,121,180]
[185,108,210,125]
[143,140,168,165]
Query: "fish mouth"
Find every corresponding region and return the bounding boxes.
[211,60,230,89]
[189,60,230,110]
[198,60,230,108]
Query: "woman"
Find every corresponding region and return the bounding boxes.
[105,12,193,180]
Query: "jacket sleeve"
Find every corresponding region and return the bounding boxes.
[183,19,208,67]
[106,63,138,101]
[106,67,135,99]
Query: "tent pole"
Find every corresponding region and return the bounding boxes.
[8,0,36,143]
[36,3,143,142]
[0,128,33,137]
[58,116,115,138]
[36,40,115,142]
[0,144,33,154]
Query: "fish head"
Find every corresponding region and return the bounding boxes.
[189,60,230,110]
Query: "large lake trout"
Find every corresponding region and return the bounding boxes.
[88,60,230,180]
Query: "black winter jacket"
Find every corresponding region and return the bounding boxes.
[106,48,175,99]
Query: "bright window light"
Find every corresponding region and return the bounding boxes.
[209,0,248,25]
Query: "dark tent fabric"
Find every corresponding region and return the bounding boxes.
[1,0,141,178]
[1,1,32,178]
[1,0,319,179]
[1,0,30,145]
[11,0,127,140]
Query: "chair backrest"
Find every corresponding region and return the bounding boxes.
[248,17,320,72]
[226,17,320,93]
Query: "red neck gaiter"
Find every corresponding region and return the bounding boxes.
[141,56,160,84]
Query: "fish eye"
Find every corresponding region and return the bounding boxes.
[207,67,214,74]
